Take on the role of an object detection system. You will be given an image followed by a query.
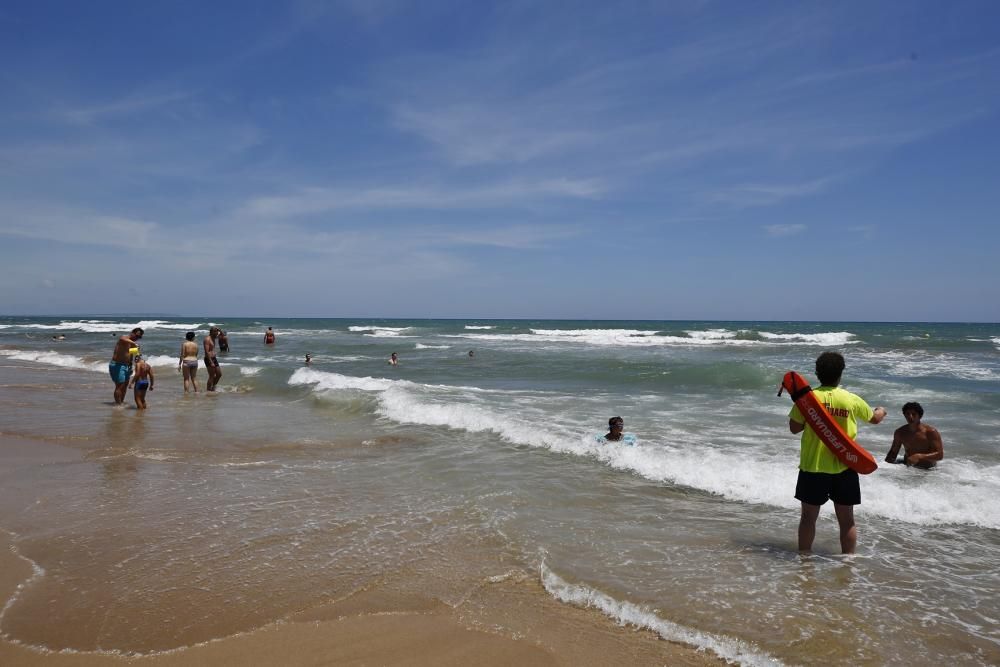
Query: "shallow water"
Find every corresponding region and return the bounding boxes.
[1,317,998,664]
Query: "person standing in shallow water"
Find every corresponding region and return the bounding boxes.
[109,327,143,405]
[788,351,886,554]
[885,402,944,469]
[178,331,200,393]
[218,329,229,353]
[264,327,275,345]
[130,355,154,409]
[203,327,223,391]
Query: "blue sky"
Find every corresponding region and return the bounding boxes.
[1,1,998,321]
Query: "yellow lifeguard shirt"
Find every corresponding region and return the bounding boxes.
[789,385,874,474]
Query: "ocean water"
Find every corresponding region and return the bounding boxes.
[1,317,998,664]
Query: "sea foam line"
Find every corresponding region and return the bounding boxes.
[0,349,105,372]
[288,368,1000,529]
[540,563,782,667]
[0,531,47,635]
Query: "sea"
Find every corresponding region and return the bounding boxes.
[1,317,998,665]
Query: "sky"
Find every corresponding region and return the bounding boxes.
[1,1,998,321]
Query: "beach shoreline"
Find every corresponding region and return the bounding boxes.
[0,431,721,666]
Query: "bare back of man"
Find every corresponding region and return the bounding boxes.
[885,403,943,469]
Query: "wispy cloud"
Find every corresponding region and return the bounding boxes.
[55,90,192,125]
[0,204,159,249]
[707,176,839,209]
[238,179,605,220]
[764,224,807,237]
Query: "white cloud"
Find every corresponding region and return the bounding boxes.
[0,204,160,249]
[55,91,192,125]
[238,179,605,220]
[708,176,839,209]
[764,224,807,237]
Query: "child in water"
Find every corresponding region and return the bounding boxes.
[130,355,154,409]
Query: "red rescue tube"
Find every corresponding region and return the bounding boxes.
[779,371,878,475]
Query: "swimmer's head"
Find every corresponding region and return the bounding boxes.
[902,401,924,418]
[608,416,624,428]
[130,327,144,340]
[210,326,221,337]
[186,331,196,341]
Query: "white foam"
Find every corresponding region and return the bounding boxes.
[414,344,451,349]
[289,367,398,392]
[142,354,180,368]
[991,337,1000,349]
[464,325,496,330]
[240,366,263,377]
[854,349,1000,382]
[0,536,47,627]
[348,325,413,337]
[0,349,104,372]
[445,328,858,348]
[757,331,857,346]
[540,564,781,666]
[684,328,738,340]
[287,369,1000,529]
[69,319,203,333]
[447,330,757,347]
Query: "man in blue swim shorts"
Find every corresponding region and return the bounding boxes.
[110,327,144,404]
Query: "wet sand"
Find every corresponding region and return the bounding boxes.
[0,432,721,666]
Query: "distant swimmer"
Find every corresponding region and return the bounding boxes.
[218,329,230,353]
[305,353,312,365]
[605,416,625,442]
[788,351,886,555]
[264,327,275,345]
[204,326,223,391]
[388,352,399,366]
[129,355,154,409]
[109,328,144,405]
[468,350,475,358]
[885,402,943,469]
[52,334,67,341]
[178,331,200,393]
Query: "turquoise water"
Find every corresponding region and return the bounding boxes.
[1,317,998,664]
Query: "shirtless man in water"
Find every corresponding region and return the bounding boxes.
[204,327,223,391]
[885,402,943,469]
[110,328,144,404]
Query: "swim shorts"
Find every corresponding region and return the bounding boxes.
[795,469,861,506]
[135,380,150,391]
[183,360,198,369]
[109,361,132,385]
[204,357,220,369]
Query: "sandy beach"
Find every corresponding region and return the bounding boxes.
[3,319,999,666]
[0,375,720,666]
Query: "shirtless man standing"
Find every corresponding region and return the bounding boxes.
[885,402,944,469]
[204,326,223,391]
[110,327,144,404]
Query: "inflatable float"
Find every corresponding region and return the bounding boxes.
[778,371,878,474]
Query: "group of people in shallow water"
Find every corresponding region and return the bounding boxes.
[109,325,267,407]
[109,333,943,554]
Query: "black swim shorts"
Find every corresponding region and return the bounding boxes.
[204,357,220,369]
[795,469,861,506]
